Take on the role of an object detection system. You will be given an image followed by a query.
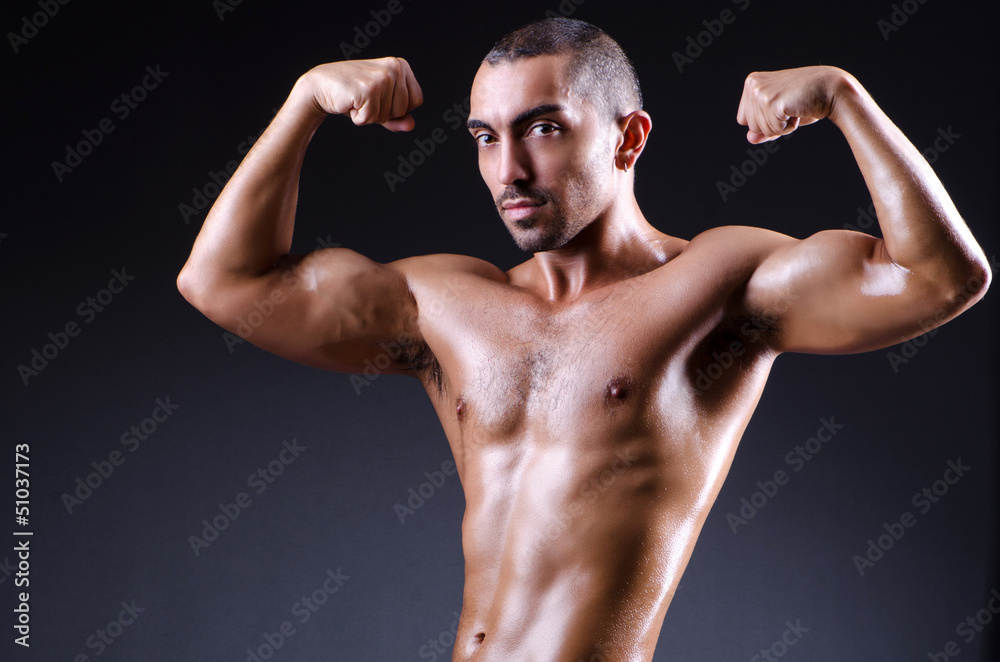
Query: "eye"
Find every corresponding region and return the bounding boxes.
[473,133,497,147]
[528,122,559,137]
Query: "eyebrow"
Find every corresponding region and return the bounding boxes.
[466,104,565,132]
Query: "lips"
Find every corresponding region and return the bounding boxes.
[501,199,544,222]
[501,198,543,210]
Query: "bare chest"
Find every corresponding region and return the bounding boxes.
[424,276,717,440]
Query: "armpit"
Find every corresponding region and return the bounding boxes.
[386,335,444,393]
[707,308,783,363]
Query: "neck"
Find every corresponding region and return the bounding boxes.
[528,195,667,302]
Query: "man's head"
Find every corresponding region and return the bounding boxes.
[483,18,643,122]
[469,18,650,253]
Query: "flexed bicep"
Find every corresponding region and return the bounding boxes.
[189,247,425,374]
[744,229,971,355]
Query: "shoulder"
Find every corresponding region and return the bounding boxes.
[388,253,509,284]
[686,225,880,267]
[685,225,796,254]
[677,225,799,277]
[387,253,510,311]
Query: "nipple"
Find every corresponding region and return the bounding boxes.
[605,376,633,401]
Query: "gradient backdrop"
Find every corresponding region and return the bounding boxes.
[3,0,998,660]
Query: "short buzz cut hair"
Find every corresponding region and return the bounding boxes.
[483,17,643,121]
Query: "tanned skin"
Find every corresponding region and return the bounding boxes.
[177,53,990,660]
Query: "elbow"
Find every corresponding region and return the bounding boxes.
[176,264,200,305]
[176,262,219,314]
[959,252,992,305]
[936,253,992,317]
[176,267,194,301]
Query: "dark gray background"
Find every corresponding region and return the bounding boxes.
[3,0,997,660]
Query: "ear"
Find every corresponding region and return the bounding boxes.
[615,110,652,172]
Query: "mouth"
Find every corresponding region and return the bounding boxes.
[501,199,544,222]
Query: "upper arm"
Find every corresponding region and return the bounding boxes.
[743,228,976,354]
[179,247,428,375]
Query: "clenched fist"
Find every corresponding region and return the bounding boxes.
[299,57,423,132]
[736,65,853,144]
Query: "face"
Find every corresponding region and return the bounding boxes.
[468,54,619,253]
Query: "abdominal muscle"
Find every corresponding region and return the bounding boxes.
[450,425,735,662]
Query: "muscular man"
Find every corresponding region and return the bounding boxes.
[177,18,990,662]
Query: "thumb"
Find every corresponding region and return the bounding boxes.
[382,113,416,132]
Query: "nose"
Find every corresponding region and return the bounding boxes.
[497,140,531,186]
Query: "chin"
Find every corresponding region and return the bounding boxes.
[502,209,580,253]
[511,231,571,253]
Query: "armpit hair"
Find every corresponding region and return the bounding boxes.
[389,335,444,394]
[704,306,783,367]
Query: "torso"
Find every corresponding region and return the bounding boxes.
[404,227,782,661]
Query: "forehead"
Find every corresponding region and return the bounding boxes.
[470,53,583,124]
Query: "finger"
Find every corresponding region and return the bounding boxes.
[353,98,377,126]
[736,73,757,126]
[761,106,790,140]
[747,104,774,142]
[387,64,412,124]
[383,113,416,132]
[757,97,792,141]
[399,58,424,113]
[376,69,397,124]
[736,91,748,126]
[353,81,381,126]
[742,107,761,142]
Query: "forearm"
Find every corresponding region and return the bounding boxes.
[828,73,990,289]
[179,76,325,290]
